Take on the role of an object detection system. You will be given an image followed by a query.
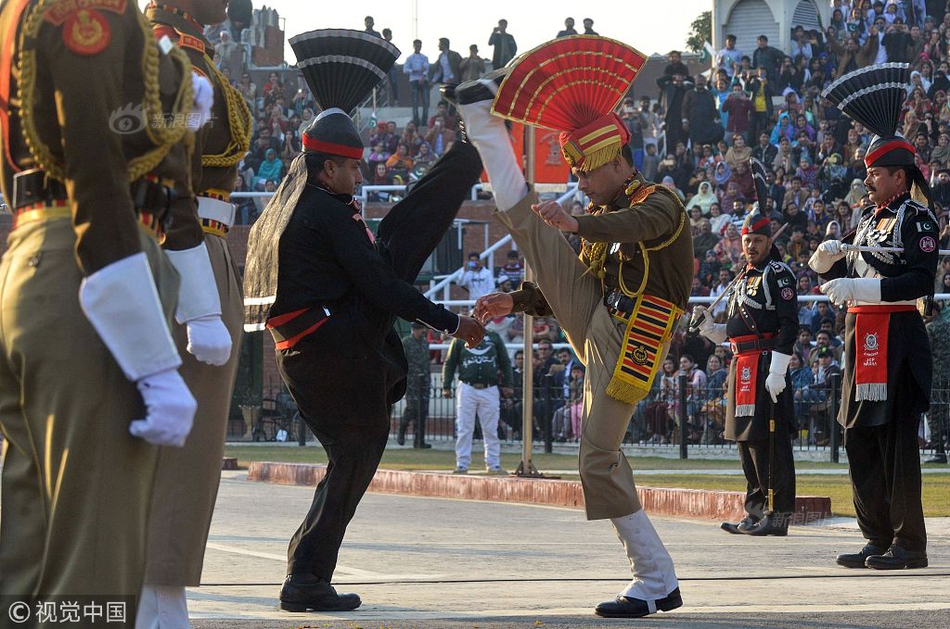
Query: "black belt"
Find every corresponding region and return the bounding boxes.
[729,337,776,354]
[12,168,177,216]
[463,382,494,389]
[604,288,636,316]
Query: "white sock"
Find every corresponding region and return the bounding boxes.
[135,584,191,629]
[611,509,679,600]
[457,100,527,211]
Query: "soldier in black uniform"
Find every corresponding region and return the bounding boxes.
[242,30,485,612]
[813,64,936,570]
[695,206,798,536]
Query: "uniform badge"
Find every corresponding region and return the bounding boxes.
[740,366,751,381]
[63,9,111,55]
[631,345,648,365]
[781,287,794,301]
[863,332,878,352]
[920,236,936,253]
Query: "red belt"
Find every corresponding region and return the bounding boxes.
[267,306,331,350]
[848,305,917,314]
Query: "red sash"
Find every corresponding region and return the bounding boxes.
[849,304,916,401]
[731,333,773,417]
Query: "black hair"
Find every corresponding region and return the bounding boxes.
[304,151,347,180]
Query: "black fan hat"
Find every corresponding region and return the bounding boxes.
[822,63,914,168]
[290,29,399,158]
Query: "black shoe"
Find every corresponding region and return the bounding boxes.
[414,442,432,449]
[721,515,759,534]
[836,543,887,568]
[396,433,405,446]
[924,453,947,464]
[448,67,509,106]
[741,513,789,536]
[865,545,928,570]
[279,574,361,612]
[594,587,683,618]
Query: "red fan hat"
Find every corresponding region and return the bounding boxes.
[491,36,647,172]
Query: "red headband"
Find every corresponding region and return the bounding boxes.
[302,134,364,160]
[864,138,916,168]
[741,217,771,236]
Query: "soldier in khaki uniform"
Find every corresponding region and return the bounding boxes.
[0,0,201,601]
[454,38,691,619]
[141,1,253,623]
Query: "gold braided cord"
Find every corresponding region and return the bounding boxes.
[18,1,192,182]
[201,55,252,168]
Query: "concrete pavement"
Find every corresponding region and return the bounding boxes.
[189,471,950,628]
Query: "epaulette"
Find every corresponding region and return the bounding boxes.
[176,31,206,55]
[768,259,794,276]
[151,23,178,42]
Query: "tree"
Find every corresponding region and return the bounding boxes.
[686,11,712,54]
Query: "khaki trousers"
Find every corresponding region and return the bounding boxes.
[0,218,177,596]
[145,234,244,585]
[496,194,653,520]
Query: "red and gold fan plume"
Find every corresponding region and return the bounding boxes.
[491,36,647,171]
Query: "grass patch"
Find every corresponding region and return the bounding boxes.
[225,445,950,518]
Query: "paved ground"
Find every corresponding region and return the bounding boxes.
[188,471,950,628]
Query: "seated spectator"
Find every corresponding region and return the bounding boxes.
[705,354,727,399]
[724,133,752,169]
[261,71,284,107]
[770,112,796,146]
[233,173,256,225]
[687,180,718,215]
[367,142,391,165]
[425,115,455,156]
[401,122,425,156]
[719,180,744,213]
[253,148,283,189]
[367,162,392,202]
[368,121,392,149]
[386,142,414,175]
[413,141,437,169]
[236,71,258,117]
[693,218,718,260]
[500,250,524,284]
[709,202,730,235]
[661,175,686,202]
[714,223,743,267]
[697,248,721,286]
[729,160,755,199]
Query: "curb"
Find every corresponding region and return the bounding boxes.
[247,462,832,525]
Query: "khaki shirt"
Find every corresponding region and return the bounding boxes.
[0,0,201,269]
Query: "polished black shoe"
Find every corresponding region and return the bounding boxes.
[721,515,759,534]
[924,453,947,464]
[594,587,683,618]
[279,574,361,612]
[414,442,433,449]
[836,543,887,568]
[865,545,928,570]
[741,513,789,536]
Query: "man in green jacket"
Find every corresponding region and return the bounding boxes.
[443,329,513,474]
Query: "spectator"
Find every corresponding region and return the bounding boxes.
[460,44,486,81]
[705,354,728,399]
[424,116,455,156]
[386,142,414,175]
[789,25,814,61]
[714,223,743,268]
[687,181,718,215]
[500,250,524,284]
[412,142,437,173]
[443,327,513,475]
[254,148,283,189]
[552,364,585,442]
[582,18,597,35]
[709,202,731,235]
[404,40,430,126]
[657,71,689,152]
[557,17,578,38]
[641,142,660,181]
[725,134,753,169]
[716,34,742,78]
[752,35,783,86]
[261,71,283,108]
[432,37,462,85]
[401,122,425,156]
[488,19,517,68]
[367,142,390,166]
[398,323,432,448]
[683,74,722,146]
[457,252,495,300]
[721,84,753,143]
[236,71,258,116]
[215,30,238,67]
[364,15,381,37]
[382,29,399,104]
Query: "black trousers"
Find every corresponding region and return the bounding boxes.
[845,419,926,553]
[737,435,796,518]
[280,142,482,581]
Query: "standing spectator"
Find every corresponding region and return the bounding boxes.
[458,252,495,300]
[432,38,463,85]
[752,35,783,86]
[722,84,753,144]
[383,29,399,104]
[425,116,456,157]
[501,249,524,284]
[398,323,433,448]
[657,72,689,152]
[557,17,578,38]
[582,18,598,35]
[215,30,238,67]
[404,39,431,126]
[443,329,514,474]
[460,45,486,81]
[552,364,586,441]
[662,49,689,78]
[789,25,814,61]
[489,19,517,69]
[682,75,723,147]
[363,15,381,38]
[716,34,743,78]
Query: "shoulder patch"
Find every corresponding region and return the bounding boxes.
[781,287,795,301]
[917,220,936,233]
[44,0,126,26]
[62,8,111,55]
[177,32,206,55]
[920,236,936,253]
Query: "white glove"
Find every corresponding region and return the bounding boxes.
[185,315,232,366]
[188,73,214,131]
[129,368,197,447]
[693,306,727,344]
[809,239,846,274]
[765,351,792,403]
[165,243,232,366]
[819,277,881,306]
